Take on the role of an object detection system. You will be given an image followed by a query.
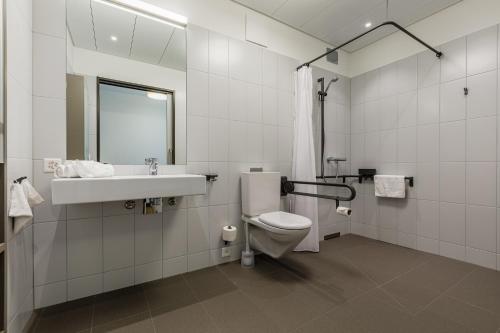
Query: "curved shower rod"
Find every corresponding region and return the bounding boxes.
[297,21,443,71]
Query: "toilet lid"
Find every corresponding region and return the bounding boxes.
[258,211,312,230]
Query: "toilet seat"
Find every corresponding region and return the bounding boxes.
[259,211,312,230]
[243,211,312,234]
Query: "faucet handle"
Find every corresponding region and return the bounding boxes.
[145,157,159,165]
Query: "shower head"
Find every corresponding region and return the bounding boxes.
[325,76,339,93]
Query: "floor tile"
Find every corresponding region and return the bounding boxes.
[184,267,237,301]
[203,290,283,333]
[447,268,500,316]
[143,275,198,312]
[152,303,218,333]
[34,300,93,333]
[93,287,149,327]
[92,312,155,333]
[416,296,500,333]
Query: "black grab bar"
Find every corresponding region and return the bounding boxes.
[281,176,356,208]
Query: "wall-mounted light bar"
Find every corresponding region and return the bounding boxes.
[92,0,188,30]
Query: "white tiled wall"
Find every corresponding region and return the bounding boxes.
[350,25,500,270]
[31,20,348,308]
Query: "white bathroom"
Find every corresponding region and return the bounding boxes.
[4,0,500,332]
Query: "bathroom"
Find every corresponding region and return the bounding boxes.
[3,0,500,331]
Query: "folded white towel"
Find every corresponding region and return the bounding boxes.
[9,183,33,234]
[374,175,405,198]
[55,160,114,178]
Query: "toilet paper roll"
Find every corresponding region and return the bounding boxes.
[222,225,237,242]
[336,206,352,216]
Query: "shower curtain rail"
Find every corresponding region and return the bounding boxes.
[296,21,442,71]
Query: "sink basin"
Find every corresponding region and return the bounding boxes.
[51,174,207,205]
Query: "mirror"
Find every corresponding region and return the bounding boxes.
[66,0,186,165]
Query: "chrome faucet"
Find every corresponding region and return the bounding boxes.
[145,157,159,175]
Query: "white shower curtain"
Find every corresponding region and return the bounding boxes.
[292,67,319,252]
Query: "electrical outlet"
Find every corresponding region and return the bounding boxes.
[221,247,231,258]
[44,158,62,173]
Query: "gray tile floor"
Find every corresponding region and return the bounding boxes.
[30,235,500,333]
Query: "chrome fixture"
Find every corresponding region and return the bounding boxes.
[327,157,347,179]
[317,77,339,181]
[145,157,159,175]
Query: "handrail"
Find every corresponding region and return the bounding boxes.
[281,177,356,207]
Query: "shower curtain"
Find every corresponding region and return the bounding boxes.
[292,67,319,252]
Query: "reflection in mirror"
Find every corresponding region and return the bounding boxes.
[66,0,187,165]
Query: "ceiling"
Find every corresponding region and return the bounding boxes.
[233,0,462,52]
[67,0,186,71]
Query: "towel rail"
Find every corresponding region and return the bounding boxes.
[13,176,27,184]
[315,175,414,187]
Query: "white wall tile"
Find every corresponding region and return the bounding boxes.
[467,71,497,118]
[364,70,380,101]
[33,0,65,38]
[397,56,417,93]
[163,256,187,278]
[209,118,229,162]
[440,163,466,203]
[209,162,229,205]
[278,126,293,162]
[34,221,66,286]
[67,203,101,220]
[397,127,417,163]
[440,78,466,122]
[364,100,380,132]
[67,218,102,279]
[379,130,397,163]
[398,91,417,128]
[33,33,66,99]
[209,74,229,119]
[417,236,439,255]
[467,205,496,252]
[466,162,497,206]
[33,160,66,222]
[378,198,398,230]
[398,199,417,234]
[187,115,209,162]
[278,91,294,127]
[467,116,496,162]
[440,202,466,245]
[263,125,279,162]
[247,123,263,162]
[188,207,210,254]
[440,121,466,162]
[209,32,228,76]
[34,281,67,309]
[187,70,209,117]
[262,87,278,125]
[418,85,440,125]
[229,121,247,162]
[418,49,441,88]
[417,124,439,163]
[262,50,278,88]
[379,63,398,97]
[103,215,134,271]
[7,76,32,159]
[467,26,498,76]
[378,96,398,130]
[277,55,296,92]
[466,247,497,269]
[247,83,263,123]
[441,37,466,83]
[229,79,247,121]
[163,209,188,259]
[103,267,134,292]
[417,200,439,239]
[417,163,439,201]
[187,162,209,208]
[135,214,162,265]
[67,274,102,301]
[187,26,208,72]
[102,201,136,217]
[440,241,466,261]
[135,261,162,284]
[187,251,210,272]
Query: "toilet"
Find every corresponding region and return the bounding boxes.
[240,172,312,265]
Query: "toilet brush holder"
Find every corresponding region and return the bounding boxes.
[241,249,255,268]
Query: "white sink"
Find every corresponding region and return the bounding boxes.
[51,174,207,205]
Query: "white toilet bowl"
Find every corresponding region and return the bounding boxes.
[242,211,311,258]
[241,172,312,261]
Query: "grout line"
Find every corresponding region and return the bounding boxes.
[413,267,478,316]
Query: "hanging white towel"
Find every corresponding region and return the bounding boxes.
[22,180,45,207]
[374,175,406,198]
[292,66,319,252]
[8,183,33,234]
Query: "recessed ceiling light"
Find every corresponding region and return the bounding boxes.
[93,0,188,30]
[365,22,372,28]
[110,35,118,41]
[147,92,168,101]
